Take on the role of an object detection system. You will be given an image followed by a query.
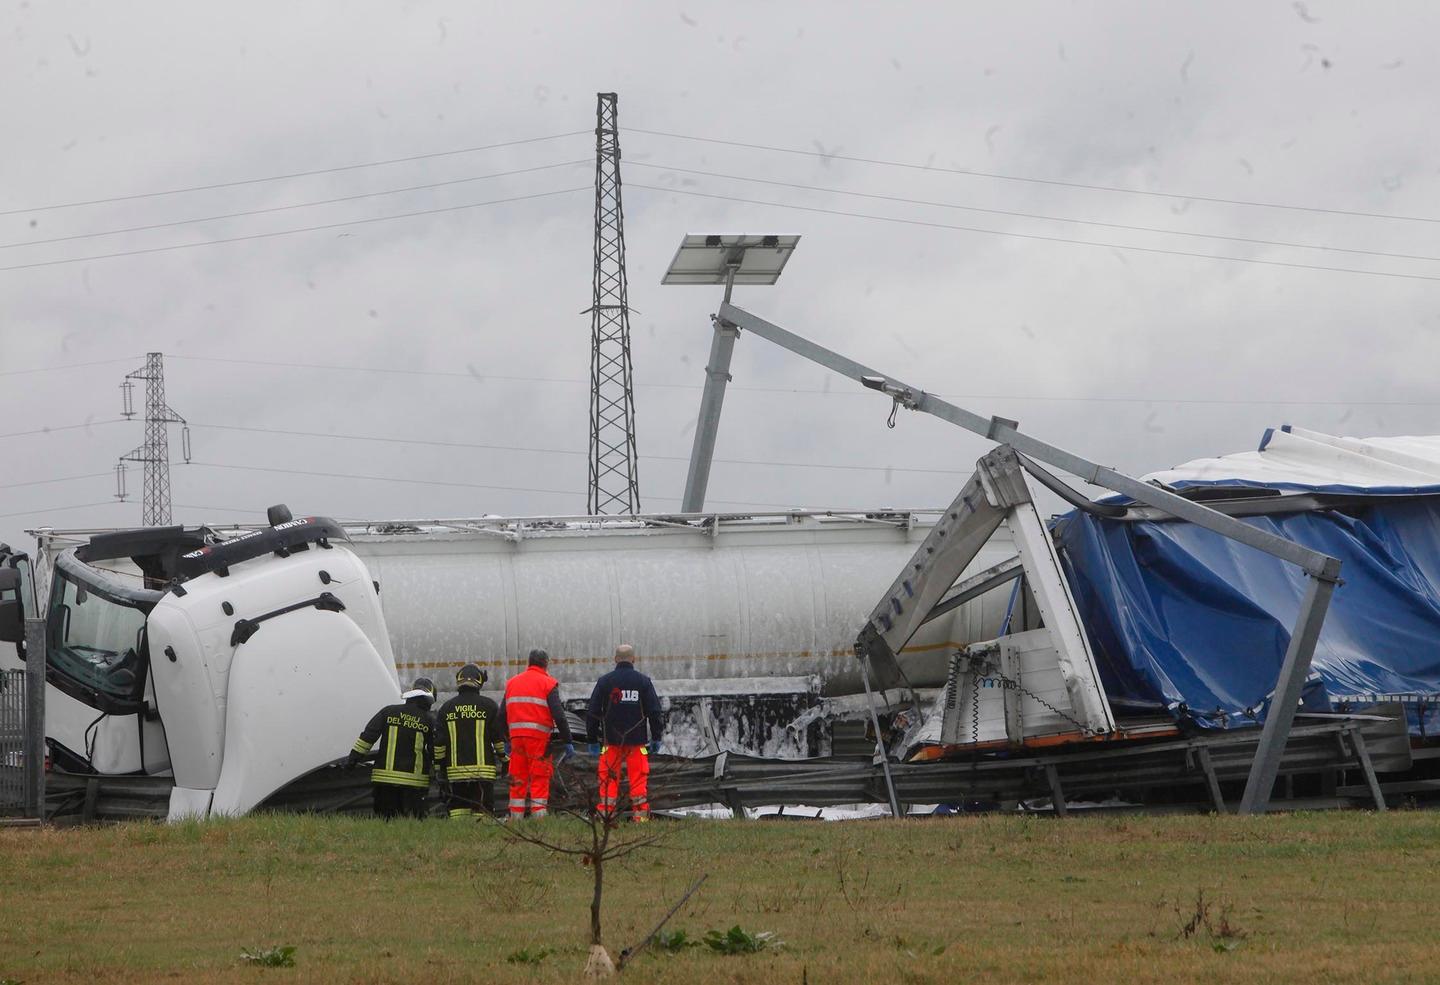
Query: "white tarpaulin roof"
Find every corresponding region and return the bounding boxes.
[1145,426,1440,491]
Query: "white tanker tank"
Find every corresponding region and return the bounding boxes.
[344,510,1018,697]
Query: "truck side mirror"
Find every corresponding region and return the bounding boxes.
[0,600,21,643]
[0,568,24,643]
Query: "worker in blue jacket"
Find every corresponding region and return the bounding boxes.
[586,644,664,821]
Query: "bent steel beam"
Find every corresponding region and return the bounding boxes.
[706,300,1343,814]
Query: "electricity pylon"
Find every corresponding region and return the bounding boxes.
[586,92,642,515]
[117,352,190,526]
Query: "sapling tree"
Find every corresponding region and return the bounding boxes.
[489,752,683,979]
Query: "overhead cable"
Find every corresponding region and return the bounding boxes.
[0,360,137,379]
[629,161,1440,264]
[0,501,120,520]
[0,419,128,440]
[183,461,798,510]
[0,160,590,251]
[0,130,589,217]
[0,187,590,272]
[187,422,972,475]
[629,184,1440,284]
[623,126,1440,225]
[166,355,1440,406]
[0,470,113,491]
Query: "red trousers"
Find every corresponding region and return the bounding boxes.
[597,745,650,819]
[508,734,554,818]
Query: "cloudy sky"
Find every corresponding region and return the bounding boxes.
[3,2,1438,552]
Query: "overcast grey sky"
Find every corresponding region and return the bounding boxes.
[3,1,1439,551]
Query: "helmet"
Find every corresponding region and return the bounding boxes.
[402,676,436,707]
[456,663,487,689]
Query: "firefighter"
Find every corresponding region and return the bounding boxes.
[586,644,664,822]
[498,648,573,819]
[349,677,437,820]
[433,663,505,818]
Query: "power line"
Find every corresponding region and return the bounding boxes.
[0,470,111,491]
[0,360,138,379]
[0,501,120,520]
[624,126,1440,226]
[630,162,1440,265]
[173,503,270,516]
[169,353,633,385]
[0,160,589,251]
[187,422,973,475]
[0,186,591,273]
[166,355,1440,406]
[186,460,576,496]
[0,130,590,217]
[630,183,1440,285]
[183,461,796,509]
[0,419,128,440]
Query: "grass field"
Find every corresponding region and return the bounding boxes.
[3,809,1439,983]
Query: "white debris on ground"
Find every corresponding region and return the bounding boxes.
[658,803,944,821]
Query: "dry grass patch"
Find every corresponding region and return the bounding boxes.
[1,810,1438,983]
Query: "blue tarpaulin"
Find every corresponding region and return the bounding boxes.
[1054,494,1440,735]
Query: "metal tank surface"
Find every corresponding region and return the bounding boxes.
[343,510,1018,697]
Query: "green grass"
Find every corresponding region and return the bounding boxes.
[2,810,1439,983]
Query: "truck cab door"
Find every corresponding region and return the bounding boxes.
[0,551,37,666]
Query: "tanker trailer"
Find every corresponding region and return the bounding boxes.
[25,509,1020,766]
[343,509,1020,755]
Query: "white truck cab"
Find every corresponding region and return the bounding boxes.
[7,507,400,819]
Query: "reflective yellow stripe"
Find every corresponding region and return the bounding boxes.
[474,719,484,765]
[448,720,458,765]
[413,730,424,774]
[370,769,429,789]
[385,725,397,773]
[446,765,497,781]
[352,738,373,754]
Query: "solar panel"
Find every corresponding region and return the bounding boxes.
[661,234,800,285]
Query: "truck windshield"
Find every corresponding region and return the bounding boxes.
[47,568,149,704]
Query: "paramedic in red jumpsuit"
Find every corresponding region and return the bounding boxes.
[499,648,573,819]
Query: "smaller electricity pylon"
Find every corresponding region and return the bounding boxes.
[116,352,191,526]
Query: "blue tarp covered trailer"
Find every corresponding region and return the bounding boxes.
[1053,427,1440,736]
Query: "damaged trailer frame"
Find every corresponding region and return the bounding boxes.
[680,297,1343,815]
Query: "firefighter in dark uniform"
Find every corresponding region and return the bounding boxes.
[350,677,437,820]
[433,663,505,818]
[586,644,664,821]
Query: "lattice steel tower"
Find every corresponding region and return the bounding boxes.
[586,92,642,515]
[117,352,190,526]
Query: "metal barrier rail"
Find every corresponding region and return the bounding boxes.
[43,712,1413,822]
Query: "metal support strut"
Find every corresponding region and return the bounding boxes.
[858,651,904,819]
[682,299,1344,815]
[681,266,738,513]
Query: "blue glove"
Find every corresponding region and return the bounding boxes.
[503,741,511,757]
[588,743,601,756]
[647,740,661,755]
[563,743,576,761]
